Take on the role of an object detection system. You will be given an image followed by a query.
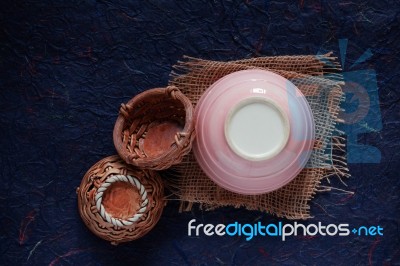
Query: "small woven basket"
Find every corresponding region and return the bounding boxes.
[77,155,165,245]
[113,86,195,170]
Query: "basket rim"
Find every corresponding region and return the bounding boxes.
[95,174,149,227]
[113,86,195,168]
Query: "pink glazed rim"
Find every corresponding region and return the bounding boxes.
[193,69,315,195]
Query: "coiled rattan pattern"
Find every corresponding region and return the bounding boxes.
[77,155,165,245]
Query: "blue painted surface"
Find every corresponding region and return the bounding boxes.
[0,1,399,265]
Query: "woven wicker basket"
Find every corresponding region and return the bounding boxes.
[113,86,195,170]
[77,155,165,245]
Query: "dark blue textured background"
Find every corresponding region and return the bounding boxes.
[0,1,399,265]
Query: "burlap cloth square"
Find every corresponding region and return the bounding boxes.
[167,53,350,219]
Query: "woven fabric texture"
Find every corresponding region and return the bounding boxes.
[168,53,349,219]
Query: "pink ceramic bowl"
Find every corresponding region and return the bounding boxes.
[193,69,315,195]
